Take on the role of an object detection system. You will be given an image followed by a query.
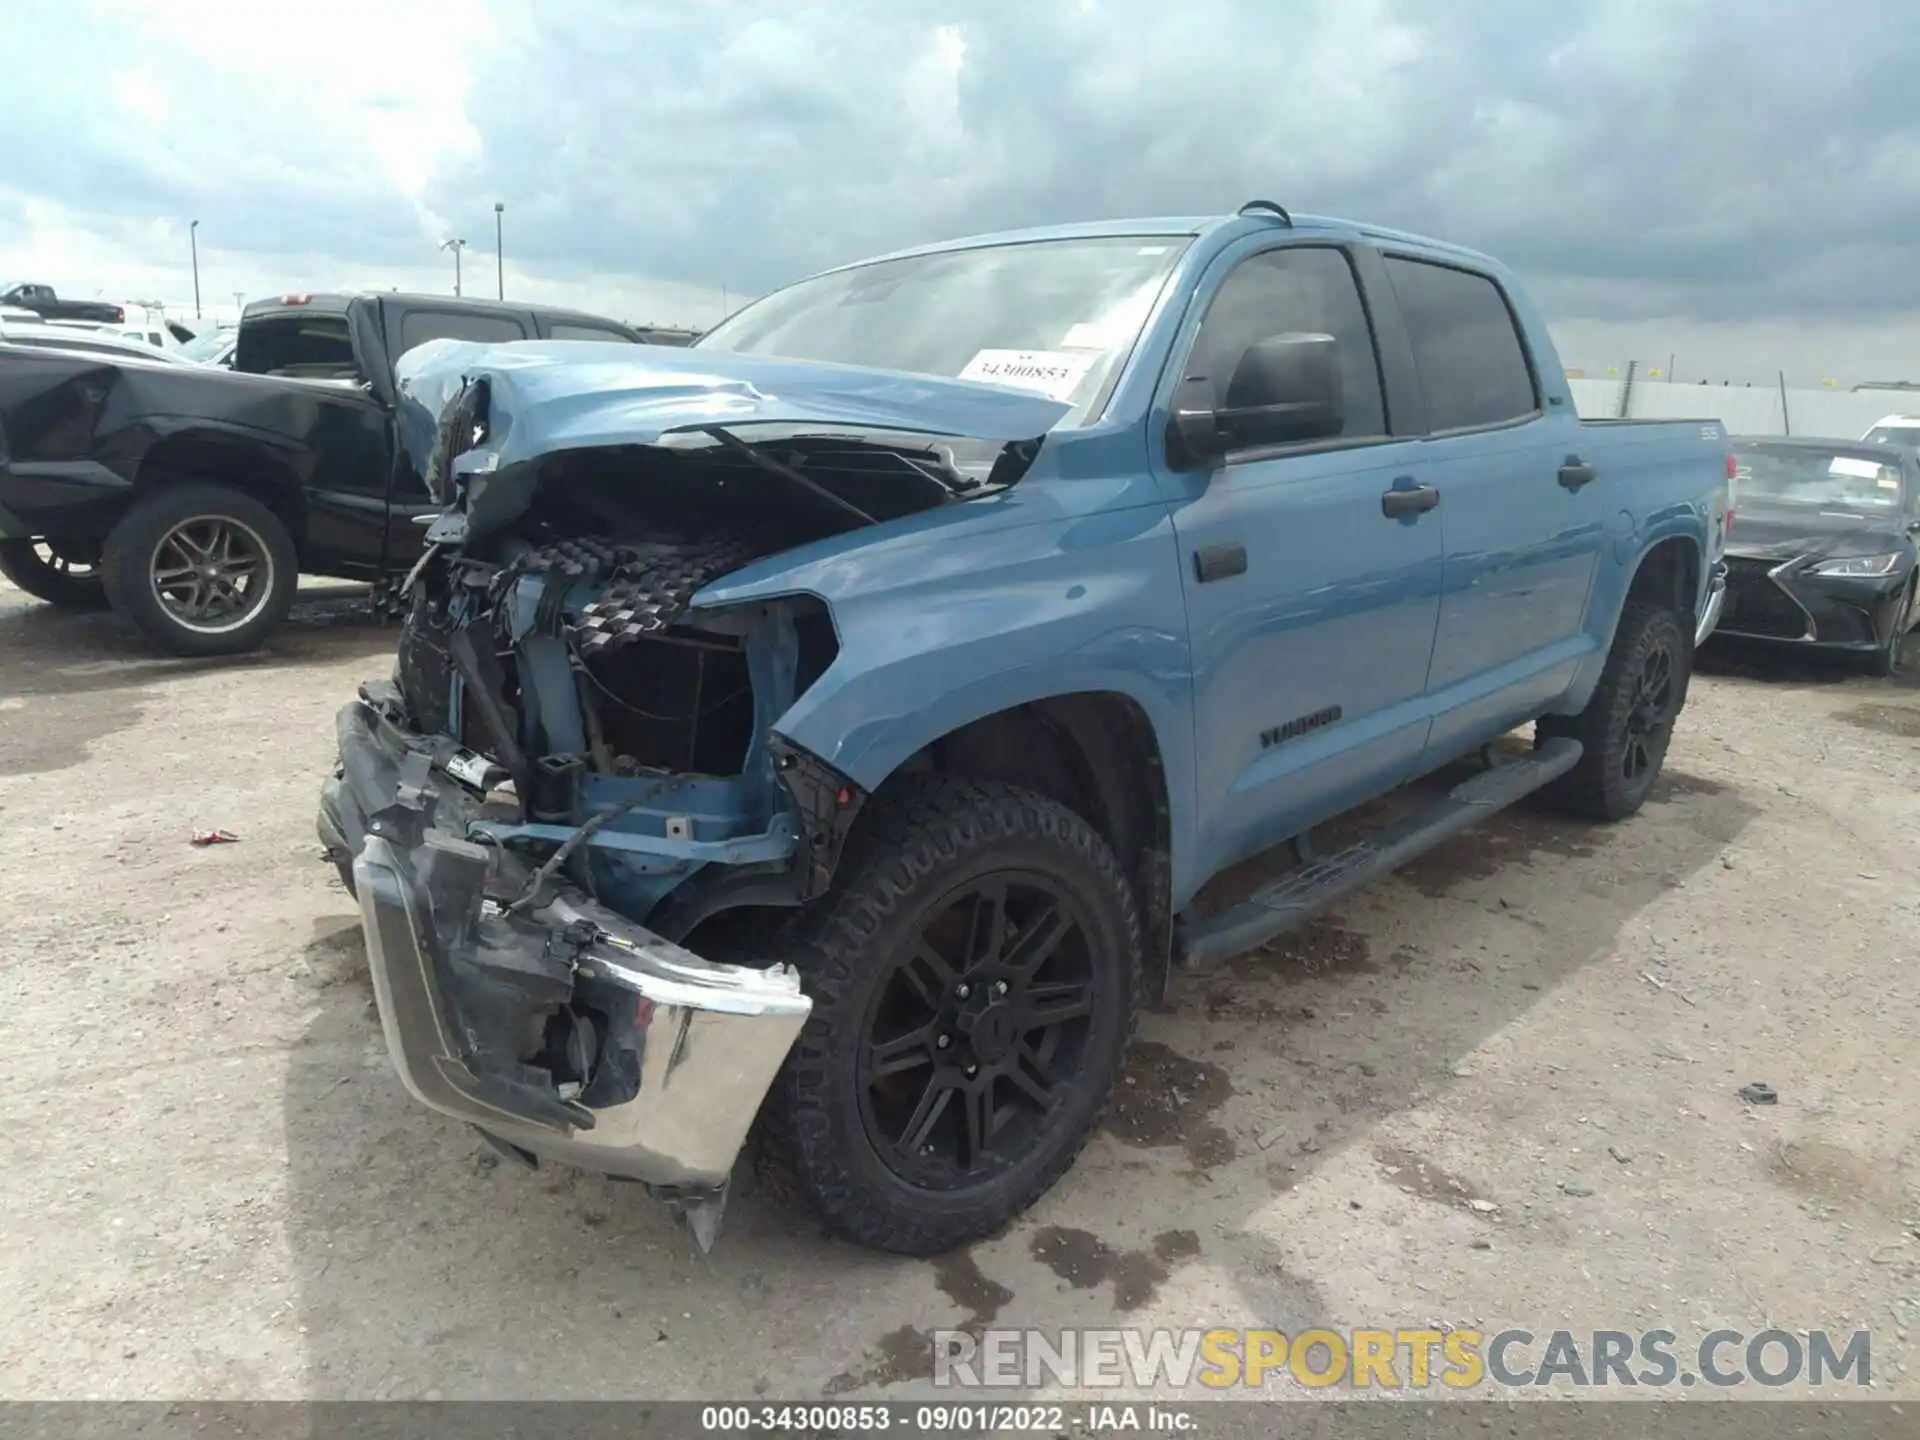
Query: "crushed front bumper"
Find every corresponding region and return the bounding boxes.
[317,686,810,1200]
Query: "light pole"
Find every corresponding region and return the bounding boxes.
[439,237,467,297]
[493,202,504,300]
[189,220,201,318]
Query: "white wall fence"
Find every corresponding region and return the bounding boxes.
[1569,376,1904,440]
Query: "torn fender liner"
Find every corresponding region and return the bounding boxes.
[324,693,811,1192]
[391,338,1073,476]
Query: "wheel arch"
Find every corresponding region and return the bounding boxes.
[131,426,309,560]
[1555,530,1703,717]
[1625,533,1701,624]
[864,690,1178,1005]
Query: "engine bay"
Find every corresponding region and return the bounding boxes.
[390,416,1030,938]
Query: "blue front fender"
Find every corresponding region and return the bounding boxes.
[691,479,1205,899]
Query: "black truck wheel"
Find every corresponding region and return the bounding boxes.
[0,538,108,609]
[101,484,299,657]
[761,777,1142,1255]
[1538,600,1691,821]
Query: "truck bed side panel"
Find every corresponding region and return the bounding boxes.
[1550,419,1726,715]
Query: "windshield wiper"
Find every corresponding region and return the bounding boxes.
[699,425,875,525]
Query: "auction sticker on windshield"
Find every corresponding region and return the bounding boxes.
[959,348,1099,402]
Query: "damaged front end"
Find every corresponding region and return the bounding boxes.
[320,689,810,1248]
[318,341,1066,1245]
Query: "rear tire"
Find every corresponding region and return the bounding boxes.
[759,777,1142,1255]
[102,484,299,657]
[1538,600,1691,821]
[0,538,108,609]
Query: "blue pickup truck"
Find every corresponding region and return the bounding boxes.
[318,202,1732,1254]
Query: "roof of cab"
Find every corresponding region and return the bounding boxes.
[240,291,636,333]
[809,210,1503,276]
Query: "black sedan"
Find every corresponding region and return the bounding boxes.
[1718,436,1920,675]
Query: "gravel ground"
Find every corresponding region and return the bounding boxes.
[1,575,1917,1413]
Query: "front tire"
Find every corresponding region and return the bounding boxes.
[1867,585,1914,678]
[1539,600,1691,821]
[761,777,1142,1255]
[1868,631,1905,679]
[101,484,299,657]
[0,538,108,609]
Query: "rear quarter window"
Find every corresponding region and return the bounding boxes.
[545,322,634,342]
[399,310,528,352]
[1385,257,1539,431]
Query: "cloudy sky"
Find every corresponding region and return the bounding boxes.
[3,0,1915,384]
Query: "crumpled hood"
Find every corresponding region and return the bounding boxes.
[1727,508,1913,566]
[392,338,1073,477]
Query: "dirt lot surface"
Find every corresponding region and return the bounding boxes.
[3,574,1918,1413]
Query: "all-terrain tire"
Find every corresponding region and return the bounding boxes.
[1868,630,1905,679]
[759,776,1143,1255]
[1538,600,1691,821]
[101,484,299,657]
[1867,582,1915,678]
[0,539,108,609]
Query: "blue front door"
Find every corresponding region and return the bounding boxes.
[1152,242,1444,884]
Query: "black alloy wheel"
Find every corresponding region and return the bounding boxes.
[1540,600,1692,821]
[856,872,1098,1189]
[147,515,275,635]
[101,483,300,656]
[1621,635,1677,786]
[760,777,1142,1255]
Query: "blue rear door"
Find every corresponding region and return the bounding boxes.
[1377,254,1609,758]
[1150,240,1444,884]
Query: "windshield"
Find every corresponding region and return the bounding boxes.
[1733,444,1906,512]
[695,235,1191,425]
[1863,423,1920,447]
[177,331,233,364]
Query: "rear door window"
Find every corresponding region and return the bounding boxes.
[398,309,528,354]
[1384,257,1539,431]
[544,322,634,342]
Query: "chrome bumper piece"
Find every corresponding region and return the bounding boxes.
[320,692,810,1203]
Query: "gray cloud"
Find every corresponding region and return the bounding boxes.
[421,0,1920,327]
[6,0,1920,358]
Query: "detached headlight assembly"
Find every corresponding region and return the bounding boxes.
[1808,552,1904,577]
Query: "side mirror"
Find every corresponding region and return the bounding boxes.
[1219,332,1344,447]
[1164,333,1346,470]
[1167,375,1225,470]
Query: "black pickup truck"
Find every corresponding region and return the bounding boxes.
[0,282,128,325]
[0,291,646,654]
